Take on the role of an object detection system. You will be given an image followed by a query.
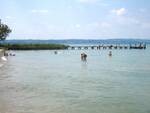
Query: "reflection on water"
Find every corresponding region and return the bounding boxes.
[1,56,8,61]
[81,60,87,68]
[0,49,150,113]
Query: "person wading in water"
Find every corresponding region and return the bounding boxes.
[81,53,87,61]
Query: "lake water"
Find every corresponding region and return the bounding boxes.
[0,48,150,113]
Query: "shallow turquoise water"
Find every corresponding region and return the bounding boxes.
[0,48,150,113]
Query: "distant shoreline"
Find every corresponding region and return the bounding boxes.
[0,39,149,50]
[0,43,68,50]
[1,39,150,45]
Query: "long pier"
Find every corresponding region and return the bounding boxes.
[67,44,146,50]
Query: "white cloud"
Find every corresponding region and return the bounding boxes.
[111,8,126,16]
[75,24,81,28]
[101,22,111,27]
[79,0,98,3]
[31,9,49,13]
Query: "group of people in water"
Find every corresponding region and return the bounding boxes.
[4,52,15,56]
[54,50,112,61]
[2,50,112,62]
[80,51,112,61]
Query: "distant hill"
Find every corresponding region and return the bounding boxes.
[1,39,150,45]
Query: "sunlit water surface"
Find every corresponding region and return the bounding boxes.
[0,48,150,113]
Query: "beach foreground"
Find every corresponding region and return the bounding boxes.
[0,49,150,113]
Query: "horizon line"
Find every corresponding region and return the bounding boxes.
[5,38,150,40]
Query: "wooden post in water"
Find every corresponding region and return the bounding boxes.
[119,46,123,49]
[114,46,117,49]
[71,47,75,50]
[91,46,94,50]
[78,47,81,50]
[144,44,146,49]
[84,47,88,50]
[110,46,112,49]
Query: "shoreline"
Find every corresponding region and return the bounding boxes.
[0,48,4,57]
[0,43,68,50]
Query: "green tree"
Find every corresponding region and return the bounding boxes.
[0,19,11,41]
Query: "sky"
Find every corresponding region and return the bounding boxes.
[0,0,150,39]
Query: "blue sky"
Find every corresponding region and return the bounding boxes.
[0,0,150,39]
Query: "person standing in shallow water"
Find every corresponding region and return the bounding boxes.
[54,51,57,54]
[108,51,112,57]
[81,53,87,61]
